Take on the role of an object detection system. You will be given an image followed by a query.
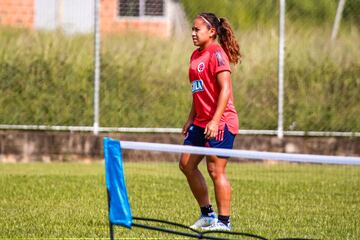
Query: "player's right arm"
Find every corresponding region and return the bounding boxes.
[182,100,196,136]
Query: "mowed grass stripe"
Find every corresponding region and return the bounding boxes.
[0,162,359,239]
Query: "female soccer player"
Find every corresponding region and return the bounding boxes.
[179,12,241,231]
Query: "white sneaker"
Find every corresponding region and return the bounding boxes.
[201,220,231,231]
[189,213,217,230]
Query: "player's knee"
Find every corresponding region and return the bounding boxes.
[179,160,186,173]
[179,160,195,176]
[179,160,189,175]
[207,166,216,179]
[207,167,223,180]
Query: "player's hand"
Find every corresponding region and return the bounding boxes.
[182,120,193,136]
[204,120,218,139]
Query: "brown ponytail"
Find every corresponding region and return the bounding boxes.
[198,13,242,64]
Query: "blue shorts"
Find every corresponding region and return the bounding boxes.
[183,124,236,152]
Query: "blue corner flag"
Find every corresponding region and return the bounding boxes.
[104,137,133,228]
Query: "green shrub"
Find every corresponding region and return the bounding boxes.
[0,24,359,131]
[181,0,359,30]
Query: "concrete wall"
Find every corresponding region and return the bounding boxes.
[0,130,359,163]
[34,0,96,33]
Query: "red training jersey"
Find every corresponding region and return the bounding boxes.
[189,43,239,135]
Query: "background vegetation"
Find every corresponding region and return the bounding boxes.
[182,0,360,30]
[0,1,359,131]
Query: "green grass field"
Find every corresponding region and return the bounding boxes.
[1,162,359,239]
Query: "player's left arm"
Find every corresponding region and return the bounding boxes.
[204,71,231,139]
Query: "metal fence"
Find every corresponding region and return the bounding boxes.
[0,0,359,137]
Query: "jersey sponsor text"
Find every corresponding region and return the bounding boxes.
[191,80,204,93]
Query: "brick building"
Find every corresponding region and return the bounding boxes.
[0,0,188,37]
[0,0,33,28]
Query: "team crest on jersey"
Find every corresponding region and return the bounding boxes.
[215,50,225,66]
[192,80,204,93]
[197,62,205,72]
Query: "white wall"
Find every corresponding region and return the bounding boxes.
[34,0,95,34]
[34,0,57,30]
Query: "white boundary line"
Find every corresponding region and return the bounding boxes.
[0,125,359,137]
[119,140,360,165]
